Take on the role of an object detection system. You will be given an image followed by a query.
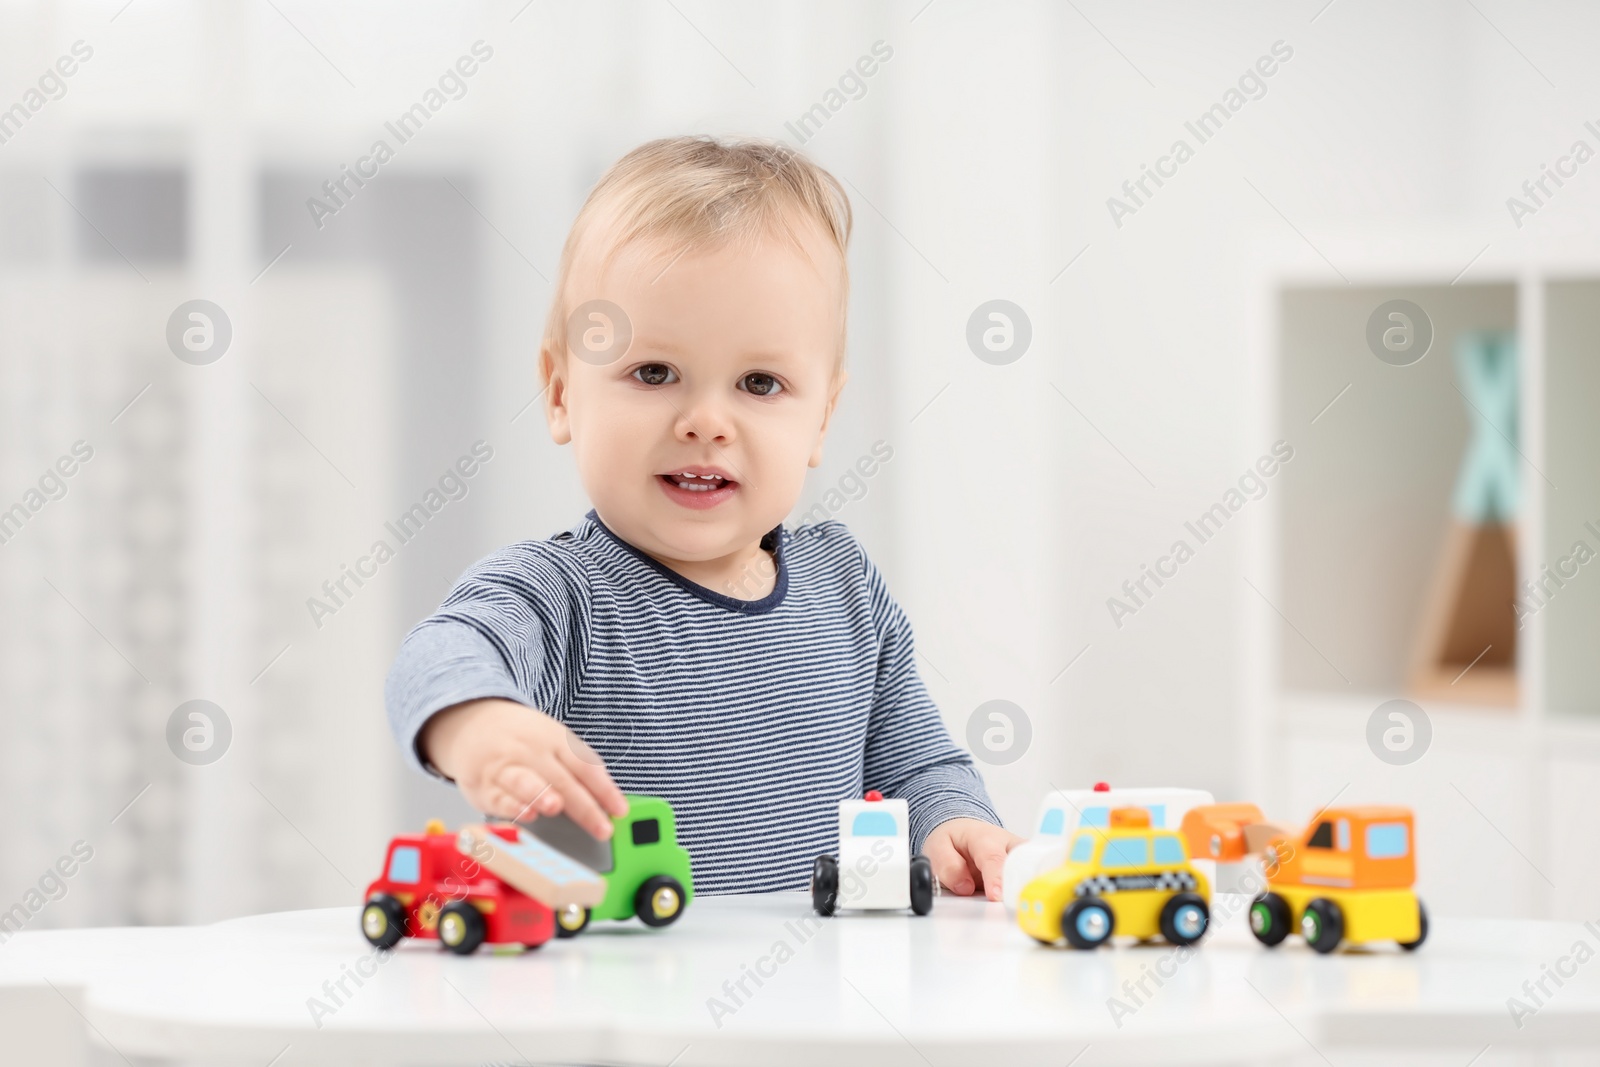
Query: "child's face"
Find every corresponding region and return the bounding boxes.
[544,221,845,566]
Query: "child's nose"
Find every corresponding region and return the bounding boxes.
[674,395,734,444]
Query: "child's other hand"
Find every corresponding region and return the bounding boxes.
[420,698,629,839]
[923,818,1024,900]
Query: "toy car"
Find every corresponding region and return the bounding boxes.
[1001,782,1215,912]
[362,820,560,955]
[1016,806,1211,949]
[1249,805,1427,954]
[522,794,694,936]
[811,791,935,916]
[457,822,607,914]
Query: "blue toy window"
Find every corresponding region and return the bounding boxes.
[1146,804,1167,827]
[1040,808,1066,835]
[387,846,421,884]
[1337,819,1351,851]
[1366,822,1409,859]
[851,811,898,837]
[1103,838,1148,868]
[1080,806,1109,828]
[1153,835,1185,865]
[1069,833,1094,864]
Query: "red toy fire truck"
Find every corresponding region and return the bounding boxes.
[361,819,559,954]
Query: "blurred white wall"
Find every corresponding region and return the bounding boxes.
[0,0,1597,928]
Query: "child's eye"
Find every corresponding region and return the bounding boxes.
[633,364,677,386]
[739,373,783,397]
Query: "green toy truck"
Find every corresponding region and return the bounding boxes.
[523,794,694,936]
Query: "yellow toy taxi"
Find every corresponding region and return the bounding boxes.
[1016,806,1211,949]
[1250,805,1426,954]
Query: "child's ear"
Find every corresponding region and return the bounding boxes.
[541,342,573,445]
[809,366,849,468]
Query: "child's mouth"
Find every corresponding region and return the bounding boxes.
[657,469,738,510]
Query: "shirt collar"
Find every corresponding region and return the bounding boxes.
[585,510,789,615]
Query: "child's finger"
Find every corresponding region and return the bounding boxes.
[497,765,562,820]
[536,756,615,840]
[559,734,630,817]
[967,836,1011,902]
[476,784,526,822]
[924,834,976,896]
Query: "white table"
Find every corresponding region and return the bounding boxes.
[4,892,1598,1065]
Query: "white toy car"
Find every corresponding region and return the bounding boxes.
[1001,782,1215,912]
[811,791,935,916]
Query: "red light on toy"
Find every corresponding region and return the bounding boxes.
[864,790,884,802]
[1093,782,1110,792]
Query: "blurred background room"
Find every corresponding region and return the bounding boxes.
[0,0,1597,934]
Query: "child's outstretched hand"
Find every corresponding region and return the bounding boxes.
[420,698,629,839]
[923,818,1024,900]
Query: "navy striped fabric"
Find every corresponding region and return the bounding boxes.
[385,512,999,895]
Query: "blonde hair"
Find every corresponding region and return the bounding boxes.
[541,136,853,373]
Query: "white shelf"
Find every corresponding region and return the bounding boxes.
[1245,243,1600,922]
[1280,689,1519,737]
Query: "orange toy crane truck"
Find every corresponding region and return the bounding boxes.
[1249,806,1427,954]
[1180,802,1288,863]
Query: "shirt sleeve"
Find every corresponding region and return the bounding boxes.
[384,540,590,777]
[857,550,1002,854]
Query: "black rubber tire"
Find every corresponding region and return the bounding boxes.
[1249,892,1292,947]
[554,904,591,939]
[811,855,839,916]
[1159,892,1210,946]
[909,855,935,916]
[1399,899,1428,951]
[360,894,407,950]
[1062,896,1115,950]
[1302,898,1344,955]
[438,900,486,955]
[635,875,686,928]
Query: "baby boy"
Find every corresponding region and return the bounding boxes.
[386,136,1020,897]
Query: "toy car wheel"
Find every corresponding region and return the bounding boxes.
[1249,892,1292,948]
[554,903,591,938]
[360,894,407,950]
[635,875,686,928]
[438,900,486,955]
[909,854,935,916]
[1159,892,1209,946]
[1061,896,1115,950]
[1301,898,1344,954]
[811,855,840,917]
[1399,899,1428,951]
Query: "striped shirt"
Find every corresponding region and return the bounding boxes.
[385,512,999,896]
